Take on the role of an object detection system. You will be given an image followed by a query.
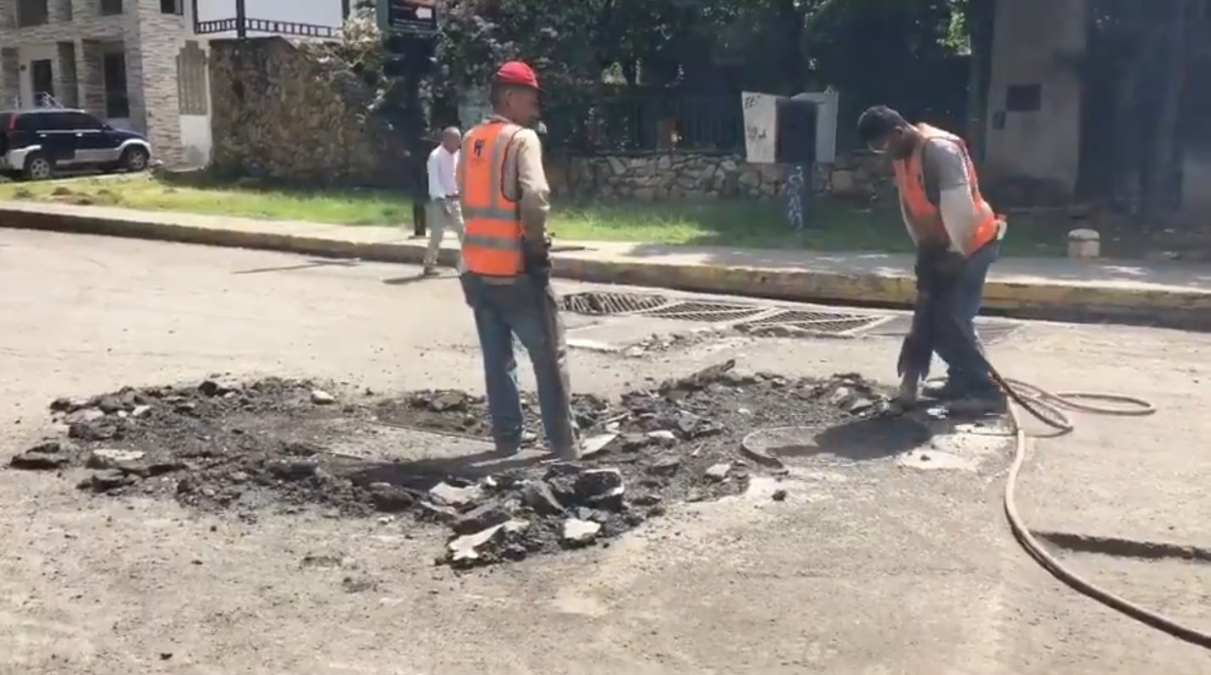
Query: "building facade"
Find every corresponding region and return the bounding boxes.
[0,0,346,167]
[983,0,1086,198]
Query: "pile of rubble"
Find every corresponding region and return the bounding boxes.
[8,363,894,568]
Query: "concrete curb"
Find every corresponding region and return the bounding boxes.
[4,206,1210,329]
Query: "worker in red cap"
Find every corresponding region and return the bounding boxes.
[455,60,580,460]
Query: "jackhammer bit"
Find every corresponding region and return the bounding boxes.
[894,288,936,411]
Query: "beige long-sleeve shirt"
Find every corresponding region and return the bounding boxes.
[456,115,550,256]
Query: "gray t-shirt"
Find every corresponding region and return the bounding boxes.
[920,138,971,205]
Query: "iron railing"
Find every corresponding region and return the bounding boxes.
[543,92,745,155]
[195,17,338,38]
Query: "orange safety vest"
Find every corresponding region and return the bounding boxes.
[892,123,1002,256]
[460,120,525,277]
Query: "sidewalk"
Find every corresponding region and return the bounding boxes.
[3,199,1210,328]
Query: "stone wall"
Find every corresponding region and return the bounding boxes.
[546,150,894,202]
[208,36,409,188]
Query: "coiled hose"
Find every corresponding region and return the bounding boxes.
[986,365,1211,650]
[740,333,1211,648]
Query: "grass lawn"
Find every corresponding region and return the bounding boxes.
[0,173,1065,256]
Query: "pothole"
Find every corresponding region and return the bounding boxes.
[9,365,908,569]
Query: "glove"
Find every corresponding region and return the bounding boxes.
[523,236,552,282]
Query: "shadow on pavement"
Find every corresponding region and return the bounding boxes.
[233,259,360,275]
[775,416,934,463]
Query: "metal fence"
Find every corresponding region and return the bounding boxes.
[542,91,744,155]
[195,17,339,38]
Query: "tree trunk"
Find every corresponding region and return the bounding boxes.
[964,0,995,161]
[1139,0,1189,227]
[776,0,808,93]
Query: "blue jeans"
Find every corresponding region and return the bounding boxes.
[460,273,578,458]
[933,241,999,390]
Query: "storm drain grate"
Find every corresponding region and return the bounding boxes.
[862,315,1021,346]
[643,301,768,323]
[560,291,668,316]
[737,309,884,334]
[780,317,887,334]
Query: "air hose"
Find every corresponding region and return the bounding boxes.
[983,361,1211,650]
[740,325,1210,649]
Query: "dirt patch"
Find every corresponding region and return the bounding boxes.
[9,363,903,568]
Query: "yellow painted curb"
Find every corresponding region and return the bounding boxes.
[3,206,1209,329]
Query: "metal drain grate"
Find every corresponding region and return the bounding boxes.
[560,291,668,316]
[644,301,767,323]
[862,315,1021,346]
[778,317,887,334]
[739,309,884,334]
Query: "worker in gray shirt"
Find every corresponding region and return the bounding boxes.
[857,105,1007,413]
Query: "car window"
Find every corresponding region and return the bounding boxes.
[62,112,104,130]
[14,114,45,132]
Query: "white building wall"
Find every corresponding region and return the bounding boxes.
[984,0,1086,196]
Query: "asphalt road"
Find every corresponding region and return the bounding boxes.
[2,229,1210,674]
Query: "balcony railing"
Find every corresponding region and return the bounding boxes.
[195,17,338,38]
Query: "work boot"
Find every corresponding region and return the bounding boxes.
[922,378,968,401]
[948,383,1008,417]
[422,266,441,277]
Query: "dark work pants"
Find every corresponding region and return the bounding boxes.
[459,273,578,458]
[932,241,1000,390]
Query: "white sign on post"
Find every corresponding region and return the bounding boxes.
[741,91,778,164]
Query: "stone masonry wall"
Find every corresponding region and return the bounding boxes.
[208,37,410,188]
[546,150,893,202]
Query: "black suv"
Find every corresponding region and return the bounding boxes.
[0,108,153,181]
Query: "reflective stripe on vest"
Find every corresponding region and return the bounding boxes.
[460,121,525,276]
[892,124,1002,257]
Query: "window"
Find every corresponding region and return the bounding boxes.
[99,0,123,16]
[17,0,49,26]
[177,42,208,115]
[103,52,129,119]
[30,59,54,106]
[16,113,52,131]
[160,0,182,15]
[61,112,105,130]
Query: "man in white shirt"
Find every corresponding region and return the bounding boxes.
[423,127,465,276]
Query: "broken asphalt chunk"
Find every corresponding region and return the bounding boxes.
[574,468,625,511]
[367,483,415,513]
[562,518,602,547]
[520,480,565,516]
[705,463,733,482]
[10,442,73,471]
[581,432,619,459]
[310,389,336,405]
[453,500,511,535]
[448,524,507,566]
[86,449,146,471]
[428,482,484,508]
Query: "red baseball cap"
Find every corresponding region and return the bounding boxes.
[494,61,541,90]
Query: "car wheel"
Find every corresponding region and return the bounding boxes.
[120,146,150,172]
[23,153,52,181]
